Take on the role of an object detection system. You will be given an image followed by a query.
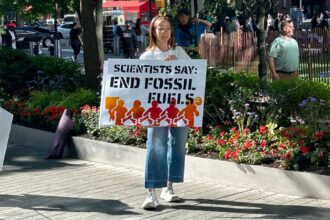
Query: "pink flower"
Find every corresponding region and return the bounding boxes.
[244,128,250,134]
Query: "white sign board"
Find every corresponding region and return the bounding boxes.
[99,59,207,127]
[0,107,13,171]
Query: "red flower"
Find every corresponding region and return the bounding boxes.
[285,152,291,160]
[134,128,141,137]
[231,127,238,133]
[298,140,305,146]
[207,135,213,140]
[313,131,325,142]
[300,146,309,154]
[259,126,268,135]
[224,149,231,159]
[194,127,200,133]
[219,131,225,137]
[216,139,225,145]
[260,140,267,148]
[244,128,250,134]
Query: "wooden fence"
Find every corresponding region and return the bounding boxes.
[199,28,330,84]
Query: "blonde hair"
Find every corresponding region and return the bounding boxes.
[147,15,176,50]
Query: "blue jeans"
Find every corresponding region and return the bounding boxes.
[145,127,189,188]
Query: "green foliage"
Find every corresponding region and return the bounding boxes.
[0,48,34,97]
[26,91,64,110]
[28,56,83,92]
[204,70,263,127]
[0,48,83,97]
[268,79,330,126]
[58,89,99,109]
[74,105,147,147]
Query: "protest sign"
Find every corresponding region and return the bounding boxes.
[99,59,207,127]
[0,107,13,171]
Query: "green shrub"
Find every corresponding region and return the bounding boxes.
[0,48,34,97]
[26,91,64,109]
[58,89,99,109]
[0,48,84,97]
[28,56,83,92]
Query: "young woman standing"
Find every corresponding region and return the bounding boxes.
[139,15,191,209]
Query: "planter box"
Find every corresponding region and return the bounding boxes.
[9,124,330,200]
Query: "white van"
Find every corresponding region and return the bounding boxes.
[63,14,77,24]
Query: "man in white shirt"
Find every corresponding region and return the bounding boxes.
[5,22,17,49]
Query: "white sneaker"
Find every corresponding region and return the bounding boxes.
[142,191,160,209]
[160,187,180,202]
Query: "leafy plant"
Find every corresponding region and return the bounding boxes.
[58,89,99,109]
[26,91,64,110]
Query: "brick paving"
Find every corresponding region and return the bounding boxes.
[0,144,329,220]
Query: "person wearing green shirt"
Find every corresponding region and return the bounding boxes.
[268,19,299,80]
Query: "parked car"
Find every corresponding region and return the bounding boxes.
[63,14,77,24]
[57,23,73,39]
[14,26,56,48]
[298,18,312,31]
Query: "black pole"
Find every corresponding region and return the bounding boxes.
[194,0,198,47]
[149,0,152,21]
[54,2,58,40]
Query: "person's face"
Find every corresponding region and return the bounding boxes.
[178,13,189,25]
[153,19,172,46]
[284,22,295,36]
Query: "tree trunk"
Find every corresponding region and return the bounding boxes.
[256,0,268,80]
[80,0,103,90]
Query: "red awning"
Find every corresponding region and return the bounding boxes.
[103,1,145,9]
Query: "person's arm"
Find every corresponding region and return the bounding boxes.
[78,33,83,46]
[267,55,279,80]
[194,17,212,30]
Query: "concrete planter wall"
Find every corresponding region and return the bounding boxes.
[10,124,330,200]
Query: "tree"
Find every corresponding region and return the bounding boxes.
[0,0,74,24]
[0,0,103,90]
[80,0,103,90]
[234,0,280,80]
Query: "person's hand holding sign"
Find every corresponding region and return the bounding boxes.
[164,55,177,61]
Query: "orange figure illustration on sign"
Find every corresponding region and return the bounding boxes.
[105,96,120,121]
[157,98,179,127]
[139,100,163,126]
[176,97,202,127]
[122,100,145,126]
[110,99,127,125]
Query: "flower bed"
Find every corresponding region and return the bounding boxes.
[0,51,329,177]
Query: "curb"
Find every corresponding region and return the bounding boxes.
[9,124,330,200]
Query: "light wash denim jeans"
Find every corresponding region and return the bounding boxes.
[145,127,189,188]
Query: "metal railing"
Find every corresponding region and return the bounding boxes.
[199,28,330,84]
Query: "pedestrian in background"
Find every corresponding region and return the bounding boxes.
[121,22,137,58]
[5,22,17,49]
[70,22,83,61]
[139,15,191,209]
[268,19,299,80]
[175,8,212,48]
[133,18,148,56]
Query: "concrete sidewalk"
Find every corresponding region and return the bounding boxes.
[0,144,330,220]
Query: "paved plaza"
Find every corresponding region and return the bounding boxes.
[0,144,330,219]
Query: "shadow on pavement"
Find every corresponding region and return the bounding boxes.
[2,145,83,175]
[170,198,330,219]
[0,194,138,215]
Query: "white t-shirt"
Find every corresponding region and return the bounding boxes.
[9,30,16,49]
[139,46,191,60]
